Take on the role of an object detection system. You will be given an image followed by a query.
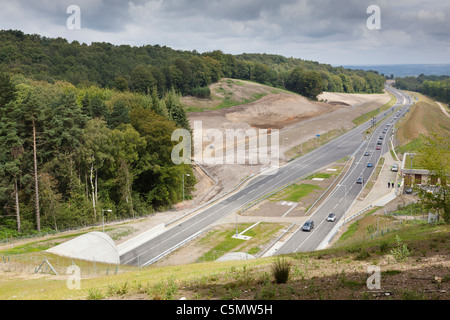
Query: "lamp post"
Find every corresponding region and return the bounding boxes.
[283,138,289,150]
[183,173,190,213]
[101,209,112,233]
[337,185,347,225]
[316,126,320,147]
[301,130,306,154]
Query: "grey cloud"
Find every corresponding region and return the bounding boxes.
[0,0,448,64]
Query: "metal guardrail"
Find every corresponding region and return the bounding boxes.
[317,204,373,250]
[138,226,214,267]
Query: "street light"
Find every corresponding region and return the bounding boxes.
[316,126,320,146]
[337,185,347,225]
[283,137,289,150]
[183,173,190,213]
[101,209,112,233]
[301,131,306,154]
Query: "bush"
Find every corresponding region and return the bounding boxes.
[271,258,291,284]
[191,86,211,99]
[86,288,104,300]
[390,235,411,262]
[378,240,390,253]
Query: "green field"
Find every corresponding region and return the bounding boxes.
[270,183,321,202]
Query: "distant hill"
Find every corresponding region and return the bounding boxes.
[342,64,450,78]
[0,29,386,97]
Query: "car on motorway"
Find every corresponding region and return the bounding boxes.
[377,140,382,145]
[364,151,370,156]
[356,177,364,184]
[302,220,314,231]
[379,135,384,140]
[376,146,381,150]
[367,162,373,167]
[326,213,336,222]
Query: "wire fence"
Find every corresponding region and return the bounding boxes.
[0,253,128,276]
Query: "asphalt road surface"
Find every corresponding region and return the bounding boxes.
[275,87,413,254]
[120,86,412,266]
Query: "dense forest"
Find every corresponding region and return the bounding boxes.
[0,71,194,236]
[0,30,387,237]
[0,30,386,99]
[394,74,450,104]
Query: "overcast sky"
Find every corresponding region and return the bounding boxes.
[1,0,449,65]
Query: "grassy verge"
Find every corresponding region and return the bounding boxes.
[197,223,285,262]
[1,221,447,300]
[394,91,450,159]
[270,184,321,202]
[285,128,348,160]
[352,91,397,126]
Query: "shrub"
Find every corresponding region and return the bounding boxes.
[191,86,211,99]
[379,240,390,253]
[271,258,291,284]
[86,288,104,300]
[390,235,411,262]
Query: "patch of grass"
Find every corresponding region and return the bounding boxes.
[382,270,403,276]
[308,173,332,180]
[339,221,359,242]
[355,249,371,260]
[286,129,347,160]
[86,288,104,300]
[197,223,285,262]
[273,183,321,202]
[401,290,426,300]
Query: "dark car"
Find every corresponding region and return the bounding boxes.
[302,220,314,231]
[377,141,382,145]
[326,213,336,222]
[364,151,370,156]
[356,177,364,184]
[367,162,373,167]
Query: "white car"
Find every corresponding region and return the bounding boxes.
[326,213,336,222]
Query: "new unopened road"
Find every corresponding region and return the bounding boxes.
[120,86,412,266]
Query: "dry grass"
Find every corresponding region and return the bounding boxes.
[396,92,450,156]
[1,221,448,300]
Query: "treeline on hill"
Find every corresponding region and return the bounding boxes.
[0,71,194,237]
[0,30,386,101]
[394,74,450,104]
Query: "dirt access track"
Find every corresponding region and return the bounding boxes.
[185,79,391,205]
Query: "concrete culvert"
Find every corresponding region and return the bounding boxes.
[46,231,120,265]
